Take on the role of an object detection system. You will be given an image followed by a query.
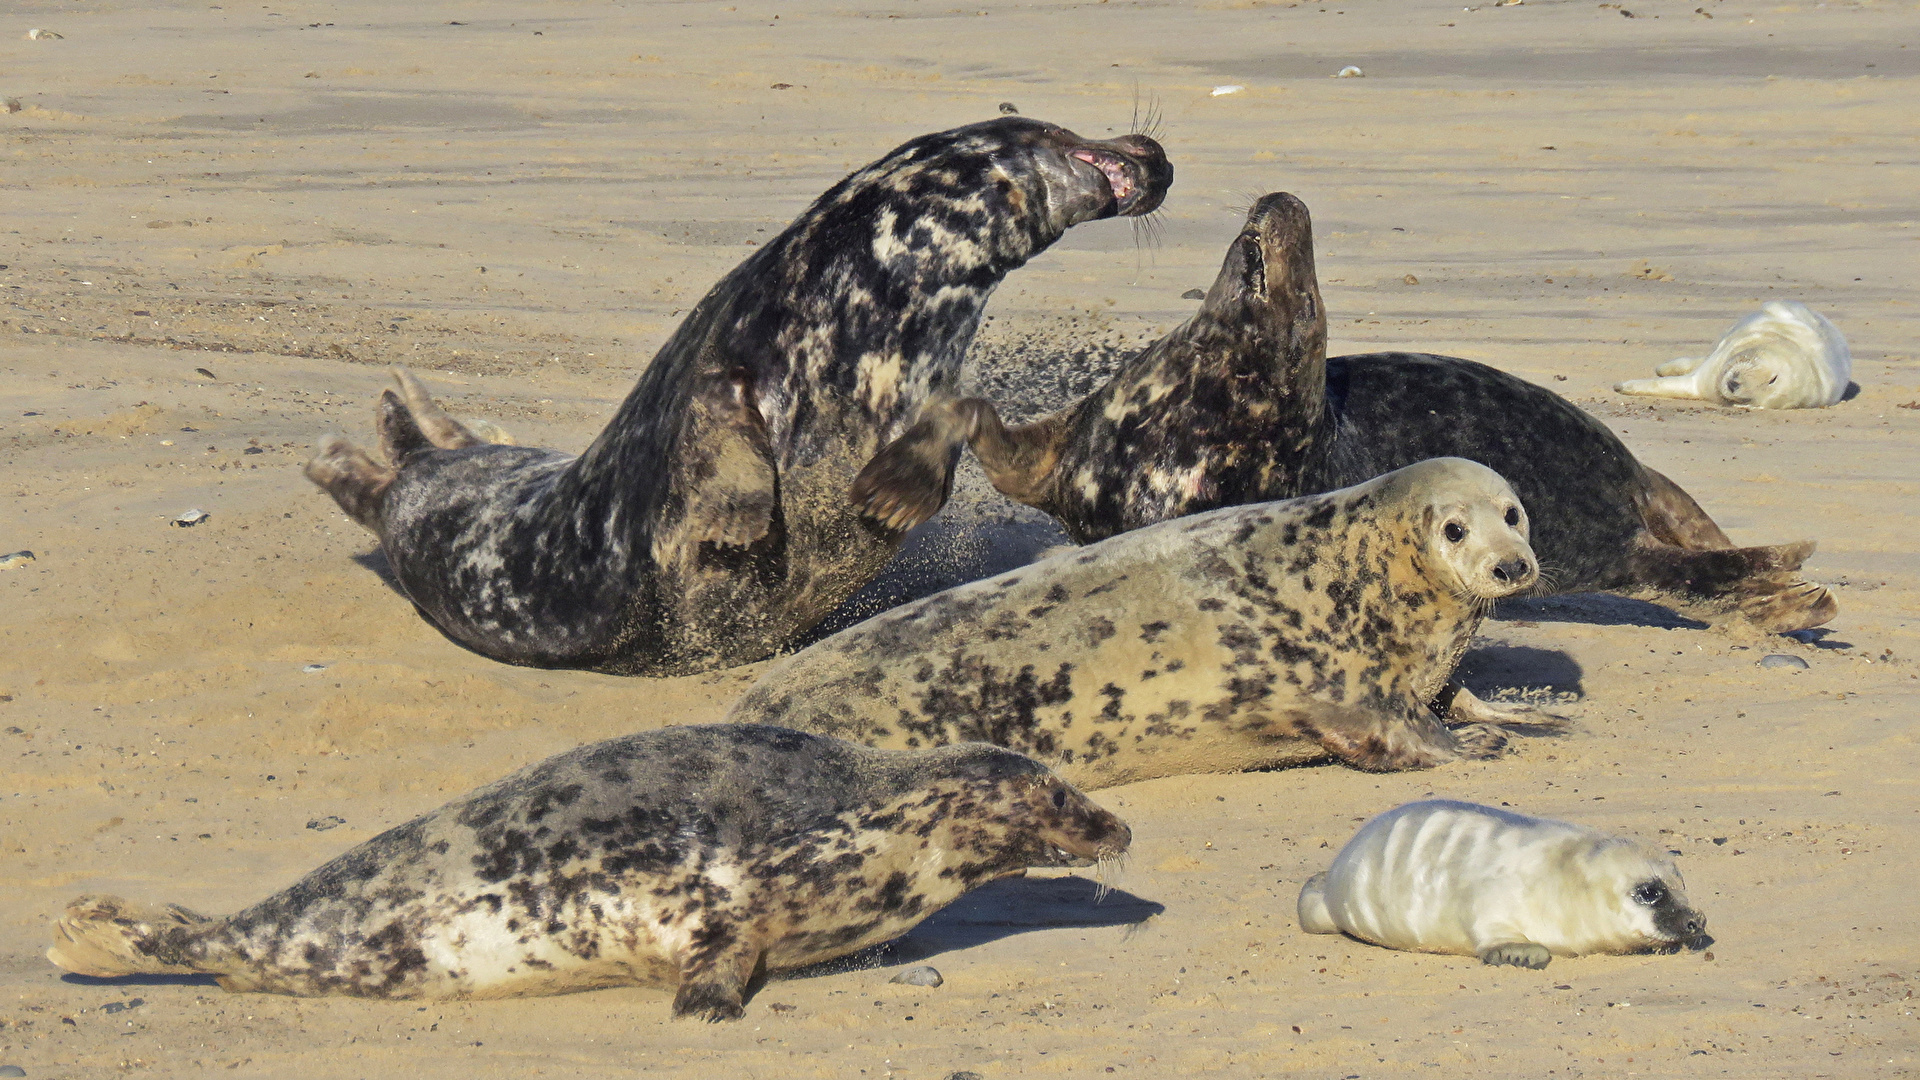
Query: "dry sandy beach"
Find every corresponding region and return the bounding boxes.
[3,0,1917,1076]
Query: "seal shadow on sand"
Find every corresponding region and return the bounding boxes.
[780,875,1164,980]
[1454,642,1585,702]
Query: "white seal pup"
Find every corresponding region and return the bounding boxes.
[1615,301,1850,409]
[47,725,1129,1019]
[1298,799,1712,968]
[730,458,1544,788]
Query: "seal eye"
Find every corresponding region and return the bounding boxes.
[1051,786,1068,810]
[1632,882,1667,906]
[1504,506,1520,528]
[1444,522,1466,544]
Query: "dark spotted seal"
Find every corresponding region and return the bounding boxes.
[1299,799,1713,967]
[306,118,1172,675]
[853,191,1834,634]
[731,459,1540,788]
[47,725,1128,1019]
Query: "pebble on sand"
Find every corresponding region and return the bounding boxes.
[890,966,943,988]
[1181,288,1206,300]
[1336,65,1364,78]
[171,508,210,528]
[307,816,346,832]
[1210,85,1245,96]
[0,551,34,570]
[0,1063,27,1077]
[25,28,64,40]
[1759,654,1809,671]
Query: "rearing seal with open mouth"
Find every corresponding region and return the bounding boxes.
[306,118,1170,675]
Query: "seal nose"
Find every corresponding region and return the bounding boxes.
[1490,557,1535,588]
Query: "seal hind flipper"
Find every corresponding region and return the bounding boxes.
[655,371,779,559]
[852,397,1066,531]
[305,433,396,532]
[1626,537,1835,632]
[390,367,483,450]
[47,894,217,978]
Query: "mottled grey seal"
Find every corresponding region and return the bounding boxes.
[853,191,1835,634]
[1299,799,1712,968]
[1616,300,1851,409]
[305,117,1172,675]
[730,458,1541,788]
[47,725,1128,1019]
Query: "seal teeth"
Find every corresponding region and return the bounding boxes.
[1071,149,1136,206]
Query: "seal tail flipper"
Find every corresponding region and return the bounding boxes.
[1635,466,1735,550]
[1297,872,1339,934]
[1614,373,1705,400]
[1654,354,1705,377]
[390,367,483,450]
[305,433,395,532]
[47,894,218,978]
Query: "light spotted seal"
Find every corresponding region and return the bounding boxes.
[305,117,1171,675]
[1298,799,1712,968]
[47,725,1128,1019]
[1615,300,1851,410]
[853,191,1835,633]
[730,458,1541,788]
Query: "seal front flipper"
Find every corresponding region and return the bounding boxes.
[851,396,1065,532]
[656,370,779,558]
[1303,700,1508,772]
[1478,941,1553,969]
[671,926,764,1022]
[1433,683,1569,733]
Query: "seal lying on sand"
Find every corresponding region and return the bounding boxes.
[732,459,1541,789]
[306,118,1171,675]
[1299,799,1712,968]
[853,191,1834,633]
[48,725,1128,1018]
[1616,300,1851,410]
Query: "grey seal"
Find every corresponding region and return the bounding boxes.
[305,117,1171,675]
[47,725,1129,1019]
[852,191,1834,634]
[729,458,1542,788]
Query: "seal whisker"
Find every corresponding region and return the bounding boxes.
[1093,852,1129,904]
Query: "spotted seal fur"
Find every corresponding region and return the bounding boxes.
[730,458,1541,788]
[1299,799,1713,967]
[1615,300,1851,410]
[47,725,1128,1018]
[305,118,1171,675]
[852,191,1834,634]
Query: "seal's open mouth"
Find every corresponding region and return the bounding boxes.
[1072,149,1138,208]
[1070,146,1168,217]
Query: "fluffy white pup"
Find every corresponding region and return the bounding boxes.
[1298,800,1711,968]
[1615,301,1850,409]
